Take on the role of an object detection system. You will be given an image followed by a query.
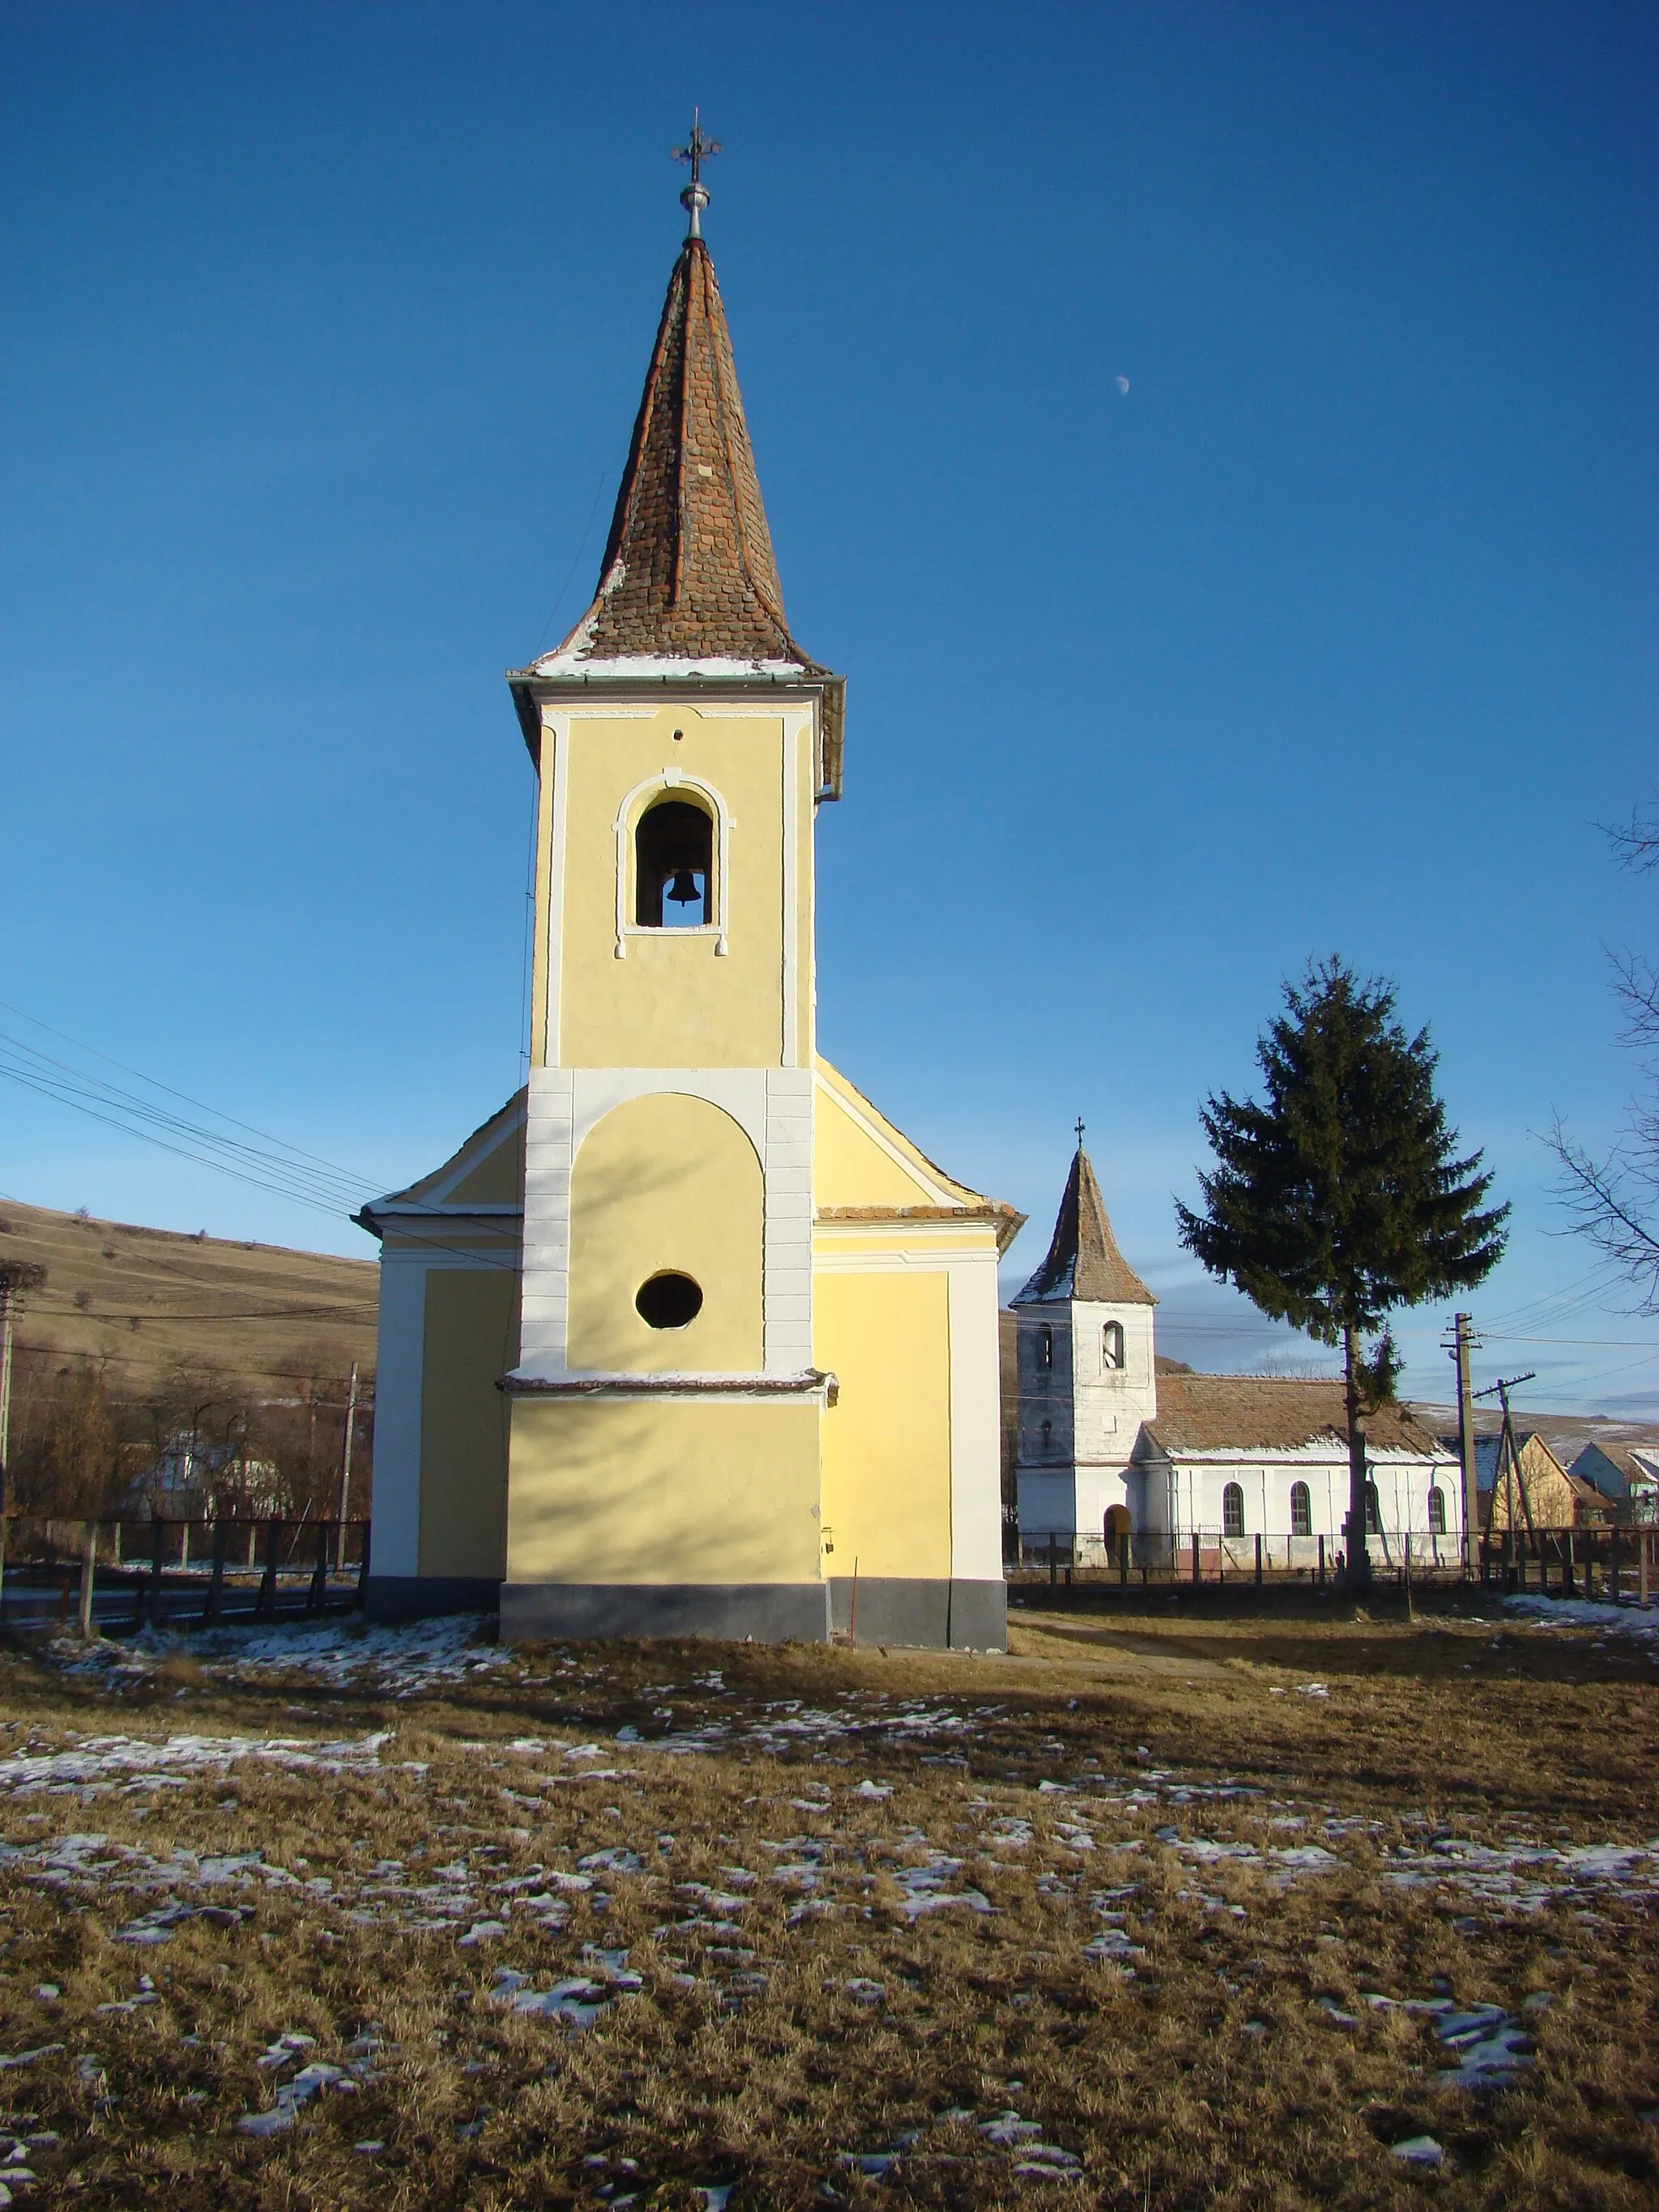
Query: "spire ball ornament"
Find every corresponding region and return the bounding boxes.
[673,108,721,238]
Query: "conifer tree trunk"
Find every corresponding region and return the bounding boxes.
[1343,1323,1371,1592]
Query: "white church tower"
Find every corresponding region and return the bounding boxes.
[1013,1129,1157,1558]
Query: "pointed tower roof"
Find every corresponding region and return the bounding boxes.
[1014,1143,1156,1306]
[529,236,826,680]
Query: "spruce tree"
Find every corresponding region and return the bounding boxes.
[1175,959,1508,1589]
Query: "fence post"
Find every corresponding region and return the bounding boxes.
[1318,1533,1325,1589]
[355,1517,371,1612]
[146,1517,165,1630]
[1120,1541,1128,1589]
[1048,1534,1058,1589]
[202,1519,228,1626]
[256,1519,281,1620]
[1563,1530,1575,1600]
[78,1519,98,1640]
[1191,1531,1201,1588]
[1255,1532,1263,1588]
[1641,1530,1651,1610]
[305,1522,331,1616]
[1610,1528,1621,1604]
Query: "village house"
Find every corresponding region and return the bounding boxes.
[1567,1441,1659,1523]
[1476,1433,1610,1533]
[1012,1136,1465,1566]
[358,158,1021,1648]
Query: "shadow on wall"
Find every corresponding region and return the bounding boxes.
[506,1393,821,1587]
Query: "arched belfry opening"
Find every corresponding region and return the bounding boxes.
[635,796,714,927]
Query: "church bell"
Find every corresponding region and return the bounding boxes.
[666,867,700,906]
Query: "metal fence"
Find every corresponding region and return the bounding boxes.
[1010,1524,1659,1601]
[0,1515,372,1637]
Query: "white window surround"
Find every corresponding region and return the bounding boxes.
[613,771,733,958]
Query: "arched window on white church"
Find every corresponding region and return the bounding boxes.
[1290,1481,1311,1536]
[1222,1482,1245,1538]
[1102,1320,1124,1370]
[635,796,714,928]
[1427,1486,1447,1533]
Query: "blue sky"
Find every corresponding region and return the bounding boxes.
[2,2,1655,1413]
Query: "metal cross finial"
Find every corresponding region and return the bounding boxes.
[673,109,722,239]
[1075,1117,1086,1149]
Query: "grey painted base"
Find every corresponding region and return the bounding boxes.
[363,1575,501,1622]
[827,1578,1007,1652]
[499,1582,833,1645]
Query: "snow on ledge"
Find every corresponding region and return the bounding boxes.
[527,650,809,680]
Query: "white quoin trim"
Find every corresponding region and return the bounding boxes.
[540,709,570,1068]
[612,771,734,960]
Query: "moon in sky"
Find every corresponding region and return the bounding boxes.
[1116,375,1130,394]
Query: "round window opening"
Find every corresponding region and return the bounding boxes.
[635,1272,704,1330]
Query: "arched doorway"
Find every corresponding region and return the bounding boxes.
[1103,1503,1132,1567]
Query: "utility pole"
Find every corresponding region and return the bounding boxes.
[1446,1313,1481,1578]
[1474,1372,1539,1585]
[0,1261,47,1622]
[335,1362,358,1571]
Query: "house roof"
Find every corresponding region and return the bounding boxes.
[1142,1375,1448,1459]
[1473,1430,1567,1493]
[1569,1439,1659,1490]
[528,237,826,679]
[1013,1144,1155,1306]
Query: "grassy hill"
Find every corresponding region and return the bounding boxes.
[0,1198,377,1396]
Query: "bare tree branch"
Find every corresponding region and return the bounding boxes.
[1602,795,1659,873]
[1546,1113,1659,1315]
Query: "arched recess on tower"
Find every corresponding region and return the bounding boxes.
[567,1093,763,1373]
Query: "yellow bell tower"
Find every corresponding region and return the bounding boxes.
[360,134,1023,1648]
[498,134,843,1639]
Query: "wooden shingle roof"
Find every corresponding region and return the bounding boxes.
[1013,1146,1155,1306]
[534,237,826,674]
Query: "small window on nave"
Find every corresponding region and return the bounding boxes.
[635,797,714,928]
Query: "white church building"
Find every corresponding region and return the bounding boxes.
[1012,1138,1465,1571]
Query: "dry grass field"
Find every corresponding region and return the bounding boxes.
[0,1198,376,1395]
[0,1595,1651,2209]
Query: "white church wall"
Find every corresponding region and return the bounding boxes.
[948,1248,1007,1583]
[1166,1453,1465,1552]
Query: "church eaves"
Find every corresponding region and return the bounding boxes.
[529,237,827,682]
[1014,1144,1156,1306]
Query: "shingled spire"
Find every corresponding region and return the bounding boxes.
[532,235,825,676]
[1016,1140,1156,1306]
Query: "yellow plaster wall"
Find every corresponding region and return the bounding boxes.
[567,1093,763,1373]
[418,1266,520,1579]
[505,1396,821,1583]
[815,1269,952,1579]
[1484,1438,1576,1532]
[815,1078,943,1210]
[443,1123,525,1208]
[556,707,808,1069]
